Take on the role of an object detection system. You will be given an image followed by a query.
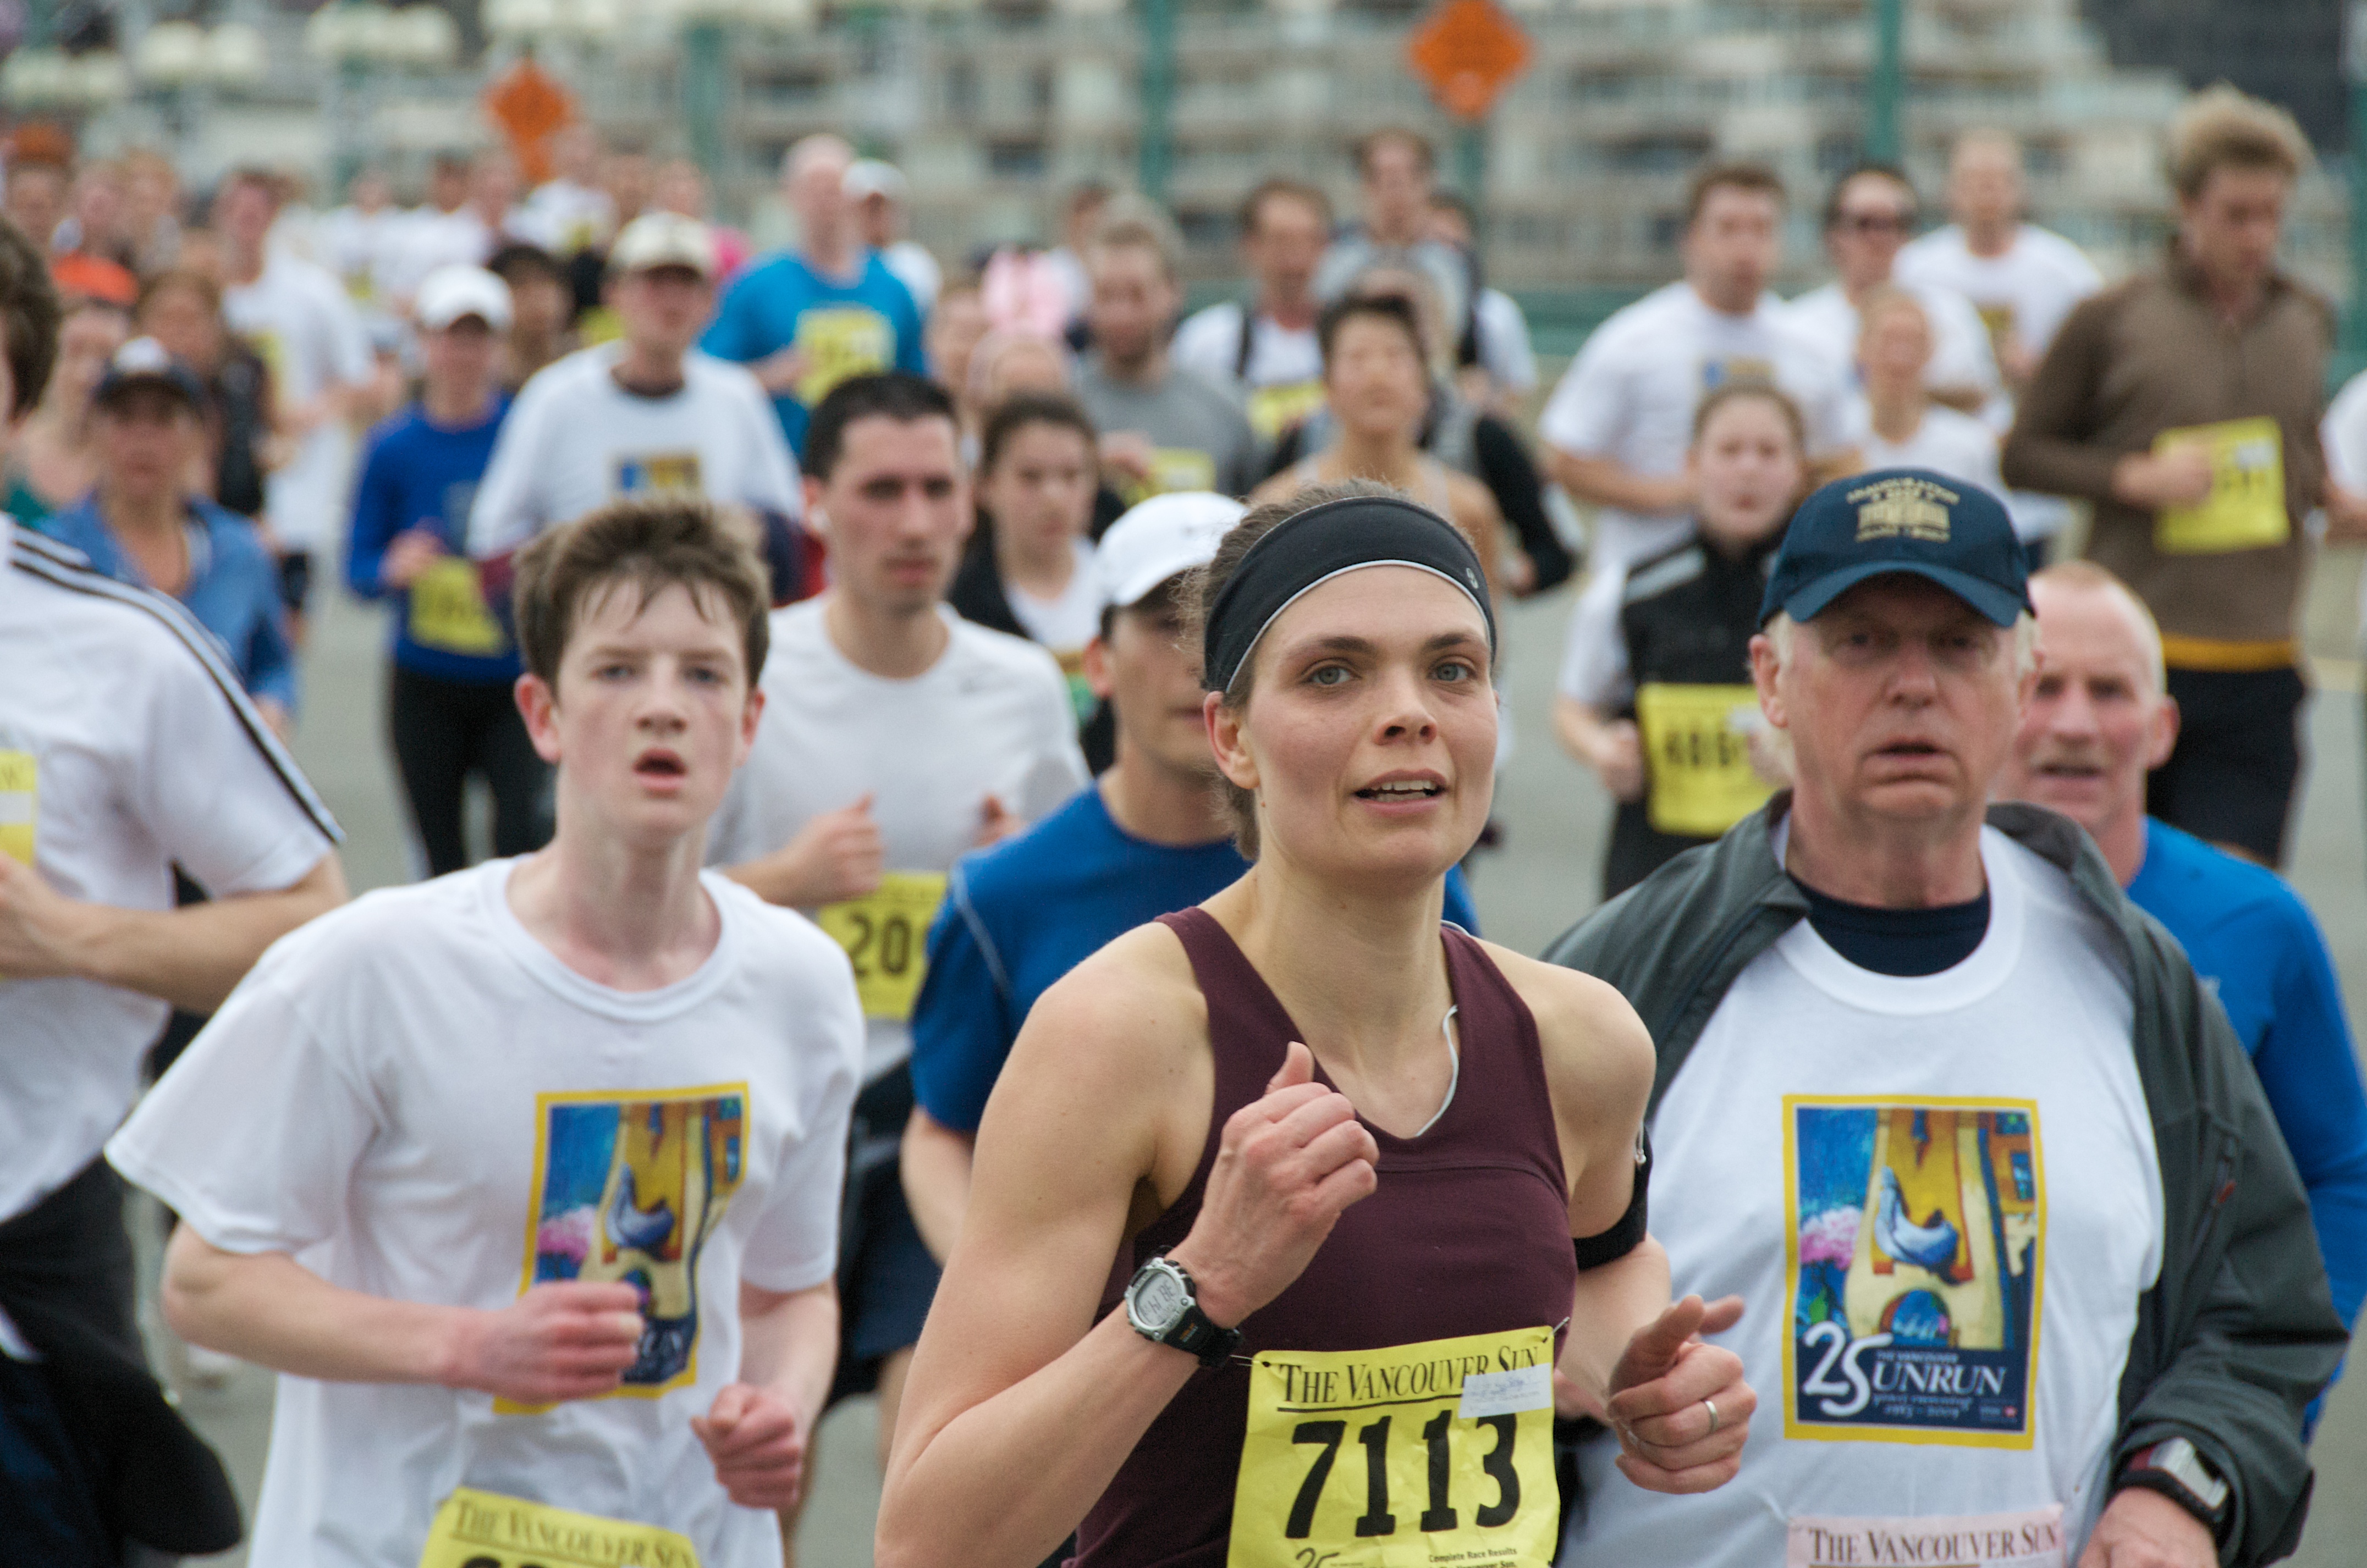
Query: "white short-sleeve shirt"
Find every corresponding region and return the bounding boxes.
[467,344,803,557]
[1539,283,1861,567]
[1782,279,2005,413]
[1572,826,2161,1568]
[1895,224,2104,369]
[1172,301,1324,394]
[223,250,375,551]
[706,601,1091,1081]
[107,859,862,1568]
[1860,405,2006,501]
[0,521,338,1224]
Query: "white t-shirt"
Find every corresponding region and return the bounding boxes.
[1896,224,2104,371]
[882,240,943,315]
[223,250,373,550]
[707,601,1090,1081]
[2320,370,2367,637]
[1862,404,2006,500]
[521,178,617,256]
[1539,282,1861,567]
[468,344,802,557]
[1006,538,1102,658]
[1474,287,1539,397]
[315,205,405,299]
[106,859,863,1568]
[1783,279,2004,412]
[0,520,338,1225]
[1573,826,2161,1568]
[1897,225,2102,542]
[1172,301,1324,393]
[1556,555,1638,709]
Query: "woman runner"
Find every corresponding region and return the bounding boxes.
[877,482,1753,1568]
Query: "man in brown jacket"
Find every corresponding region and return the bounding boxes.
[2003,87,2329,866]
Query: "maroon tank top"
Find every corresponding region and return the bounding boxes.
[1075,908,1578,1568]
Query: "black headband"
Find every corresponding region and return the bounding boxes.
[1202,495,1495,695]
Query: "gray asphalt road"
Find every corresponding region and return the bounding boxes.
[158,547,2367,1566]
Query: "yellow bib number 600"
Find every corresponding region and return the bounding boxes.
[1227,1326,1559,1568]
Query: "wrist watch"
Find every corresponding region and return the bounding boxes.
[1124,1256,1241,1368]
[2121,1437,2231,1538]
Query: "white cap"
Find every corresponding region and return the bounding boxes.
[415,264,513,332]
[608,212,717,280]
[1094,492,1247,611]
[844,158,909,204]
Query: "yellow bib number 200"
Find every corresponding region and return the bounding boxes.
[1227,1326,1559,1568]
[814,870,949,1022]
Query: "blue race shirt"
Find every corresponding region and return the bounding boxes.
[700,250,927,456]
[2127,816,2367,1334]
[36,496,297,712]
[345,397,516,683]
[910,783,1482,1134]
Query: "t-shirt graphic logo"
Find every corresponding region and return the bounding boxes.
[1851,475,1958,544]
[1784,1097,2044,1446]
[615,451,705,498]
[505,1084,750,1410]
[1702,355,1776,391]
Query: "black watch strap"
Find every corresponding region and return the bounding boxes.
[1163,1302,1243,1368]
[2115,1470,2228,1542]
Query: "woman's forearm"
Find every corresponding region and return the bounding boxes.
[878,1310,1200,1568]
[1558,1236,1673,1410]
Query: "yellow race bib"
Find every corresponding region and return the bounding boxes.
[2153,418,2289,555]
[407,556,508,656]
[1227,1326,1559,1568]
[814,870,948,1022]
[1247,380,1327,441]
[794,306,895,407]
[1119,448,1220,507]
[417,1486,701,1568]
[1635,682,1773,838]
[0,749,33,866]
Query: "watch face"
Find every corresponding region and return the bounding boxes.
[1132,1266,1186,1331]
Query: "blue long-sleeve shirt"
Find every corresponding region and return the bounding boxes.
[2128,817,2367,1333]
[910,783,1482,1134]
[344,397,516,683]
[35,495,298,713]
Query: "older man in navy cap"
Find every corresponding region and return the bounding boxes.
[1546,471,2341,1568]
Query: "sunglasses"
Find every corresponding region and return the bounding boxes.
[1835,212,1916,236]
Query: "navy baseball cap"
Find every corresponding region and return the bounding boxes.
[1759,468,2030,628]
[93,336,208,416]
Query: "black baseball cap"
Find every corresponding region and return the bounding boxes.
[93,336,208,415]
[1759,468,2030,628]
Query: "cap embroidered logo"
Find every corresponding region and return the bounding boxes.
[1851,476,1958,545]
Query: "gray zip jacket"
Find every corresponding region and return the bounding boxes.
[1543,797,2346,1566]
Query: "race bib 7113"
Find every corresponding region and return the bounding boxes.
[416,1486,701,1568]
[1227,1326,1559,1567]
[1785,1097,2046,1448]
[0,749,33,865]
[814,870,949,1022]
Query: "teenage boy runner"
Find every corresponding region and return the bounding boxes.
[902,491,1480,1263]
[708,372,1087,1483]
[108,498,865,1567]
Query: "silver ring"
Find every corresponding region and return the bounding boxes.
[1703,1397,1721,1434]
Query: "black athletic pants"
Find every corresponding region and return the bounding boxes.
[388,664,551,876]
[2148,664,2305,866]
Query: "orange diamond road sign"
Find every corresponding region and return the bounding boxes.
[1406,0,1533,122]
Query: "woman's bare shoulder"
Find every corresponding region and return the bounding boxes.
[1479,940,1654,1121]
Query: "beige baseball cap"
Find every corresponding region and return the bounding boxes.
[608,212,718,280]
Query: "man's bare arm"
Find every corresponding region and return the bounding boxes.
[1546,447,1695,517]
[0,851,346,1012]
[902,1106,976,1266]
